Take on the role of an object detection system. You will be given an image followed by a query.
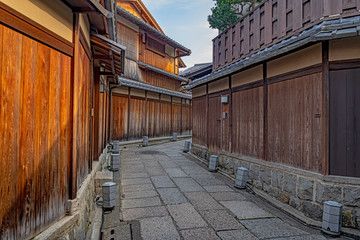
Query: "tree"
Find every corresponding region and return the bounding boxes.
[208,0,263,32]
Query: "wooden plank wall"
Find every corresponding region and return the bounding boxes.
[192,97,207,146]
[0,24,71,239]
[267,73,324,173]
[232,88,264,158]
[74,42,91,189]
[193,67,327,174]
[213,0,360,70]
[111,93,191,141]
[140,69,181,91]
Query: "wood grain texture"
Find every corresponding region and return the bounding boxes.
[232,88,264,158]
[192,98,207,146]
[267,72,325,173]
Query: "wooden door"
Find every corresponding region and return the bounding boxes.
[330,68,360,177]
[208,96,222,153]
[222,94,230,152]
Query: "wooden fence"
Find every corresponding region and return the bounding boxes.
[111,92,192,141]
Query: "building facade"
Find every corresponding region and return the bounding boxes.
[190,0,360,231]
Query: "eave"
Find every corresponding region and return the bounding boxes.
[91,34,126,80]
[138,61,189,83]
[117,76,192,99]
[117,6,191,56]
[62,0,113,34]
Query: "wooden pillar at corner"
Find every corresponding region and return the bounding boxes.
[322,41,330,175]
[159,94,162,137]
[263,63,268,161]
[206,84,209,149]
[180,98,183,135]
[229,76,233,153]
[70,13,80,199]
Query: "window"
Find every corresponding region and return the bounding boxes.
[146,35,165,55]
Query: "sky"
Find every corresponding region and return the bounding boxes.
[142,0,218,70]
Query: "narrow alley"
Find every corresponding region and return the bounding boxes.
[100,140,338,240]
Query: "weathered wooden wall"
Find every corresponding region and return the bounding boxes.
[111,92,191,141]
[140,69,181,91]
[192,97,207,147]
[267,73,324,173]
[232,87,264,159]
[0,24,71,239]
[74,41,92,188]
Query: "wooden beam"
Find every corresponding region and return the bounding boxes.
[229,76,233,153]
[94,54,112,61]
[263,63,268,161]
[206,84,209,149]
[144,91,148,136]
[171,96,173,135]
[322,41,330,175]
[127,87,131,141]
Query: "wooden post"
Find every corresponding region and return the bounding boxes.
[70,13,79,199]
[206,84,209,148]
[322,41,330,175]
[229,76,232,153]
[159,94,162,137]
[263,63,268,161]
[180,98,183,135]
[127,87,131,141]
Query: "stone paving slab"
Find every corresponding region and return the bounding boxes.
[151,175,176,188]
[272,235,327,240]
[140,216,180,240]
[184,192,224,210]
[182,166,208,174]
[121,177,152,186]
[122,183,154,192]
[121,172,148,179]
[204,185,235,192]
[146,166,166,176]
[121,190,158,199]
[217,230,258,240]
[180,228,220,240]
[167,203,208,229]
[199,210,244,231]
[121,196,162,209]
[194,177,225,186]
[190,173,216,179]
[157,188,188,205]
[210,191,246,201]
[165,168,188,177]
[240,218,309,239]
[122,206,169,221]
[159,161,179,168]
[220,201,274,219]
[173,177,205,192]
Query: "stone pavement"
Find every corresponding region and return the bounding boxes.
[109,139,338,240]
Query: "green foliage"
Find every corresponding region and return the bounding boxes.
[208,0,263,32]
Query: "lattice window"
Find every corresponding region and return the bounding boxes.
[146,35,165,55]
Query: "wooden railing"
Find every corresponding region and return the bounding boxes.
[213,0,360,70]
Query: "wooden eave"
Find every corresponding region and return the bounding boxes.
[91,34,126,79]
[63,0,112,34]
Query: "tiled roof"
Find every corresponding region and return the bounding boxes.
[117,6,191,55]
[117,76,192,99]
[189,16,360,89]
[138,61,189,83]
[180,63,212,77]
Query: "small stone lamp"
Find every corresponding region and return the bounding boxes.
[102,182,116,209]
[142,136,149,147]
[234,167,249,189]
[208,155,219,172]
[183,141,191,153]
[172,132,178,141]
[110,153,120,171]
[322,201,342,236]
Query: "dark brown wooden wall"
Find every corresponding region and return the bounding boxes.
[140,69,182,91]
[330,68,360,177]
[192,97,207,146]
[232,87,264,159]
[111,93,192,141]
[267,73,324,173]
[193,68,327,174]
[0,24,71,239]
